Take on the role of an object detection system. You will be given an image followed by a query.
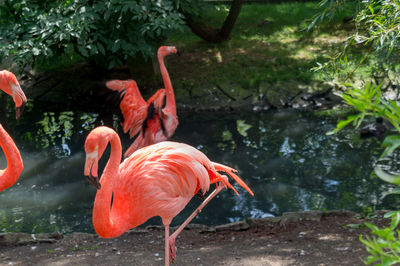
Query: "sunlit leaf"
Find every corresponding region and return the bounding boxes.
[222,130,232,141]
[236,120,252,137]
[326,114,359,135]
[381,135,400,158]
[375,167,400,185]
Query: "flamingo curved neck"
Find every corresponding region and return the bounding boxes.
[158,55,176,114]
[0,124,23,192]
[92,132,125,238]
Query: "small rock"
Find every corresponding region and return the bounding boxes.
[322,210,356,218]
[335,247,350,251]
[185,224,210,231]
[280,211,323,226]
[291,98,311,109]
[246,217,281,228]
[298,232,306,238]
[214,221,250,232]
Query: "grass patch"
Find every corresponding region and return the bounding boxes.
[32,2,383,104]
[164,2,365,93]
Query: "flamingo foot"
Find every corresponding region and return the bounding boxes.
[169,236,177,262]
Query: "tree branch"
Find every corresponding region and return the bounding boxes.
[182,0,243,43]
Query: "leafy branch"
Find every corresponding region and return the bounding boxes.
[0,0,198,68]
[310,0,400,79]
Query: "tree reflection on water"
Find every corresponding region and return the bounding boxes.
[0,108,399,233]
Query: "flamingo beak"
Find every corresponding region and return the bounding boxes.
[86,164,101,190]
[10,82,27,119]
[84,148,101,189]
[176,50,181,56]
[15,101,25,120]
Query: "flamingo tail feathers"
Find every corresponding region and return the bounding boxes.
[212,162,254,196]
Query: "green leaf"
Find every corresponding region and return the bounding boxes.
[236,120,252,137]
[381,188,400,199]
[108,60,115,69]
[97,42,105,56]
[326,114,359,135]
[104,9,111,21]
[375,167,400,185]
[381,135,400,158]
[344,223,365,229]
[111,40,120,53]
[77,45,88,57]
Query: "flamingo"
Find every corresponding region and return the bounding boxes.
[0,70,26,192]
[84,126,254,266]
[106,46,179,157]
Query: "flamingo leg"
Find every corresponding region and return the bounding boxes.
[165,224,170,266]
[169,182,225,261]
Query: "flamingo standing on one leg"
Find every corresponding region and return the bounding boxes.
[83,126,254,266]
[0,70,26,192]
[106,46,179,157]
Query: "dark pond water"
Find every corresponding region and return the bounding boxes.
[0,103,398,234]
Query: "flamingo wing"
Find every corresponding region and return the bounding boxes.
[106,80,148,138]
[117,142,212,223]
[123,89,168,157]
[147,89,166,111]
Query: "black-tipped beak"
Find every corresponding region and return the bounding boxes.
[86,163,101,190]
[15,101,26,119]
[86,174,101,190]
[176,50,181,56]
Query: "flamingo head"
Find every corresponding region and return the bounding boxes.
[157,46,180,58]
[84,127,112,189]
[0,70,27,119]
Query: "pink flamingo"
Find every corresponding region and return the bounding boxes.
[106,46,179,157]
[0,70,26,192]
[84,126,254,266]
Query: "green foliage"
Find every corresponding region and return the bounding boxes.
[360,211,400,265]
[327,83,400,135]
[311,2,400,264]
[327,82,400,182]
[311,0,400,80]
[166,2,354,97]
[0,0,199,68]
[326,68,400,266]
[307,0,350,31]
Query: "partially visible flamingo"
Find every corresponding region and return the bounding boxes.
[0,70,26,192]
[106,46,179,157]
[0,70,27,119]
[84,126,254,266]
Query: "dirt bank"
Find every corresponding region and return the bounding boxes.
[0,210,387,266]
